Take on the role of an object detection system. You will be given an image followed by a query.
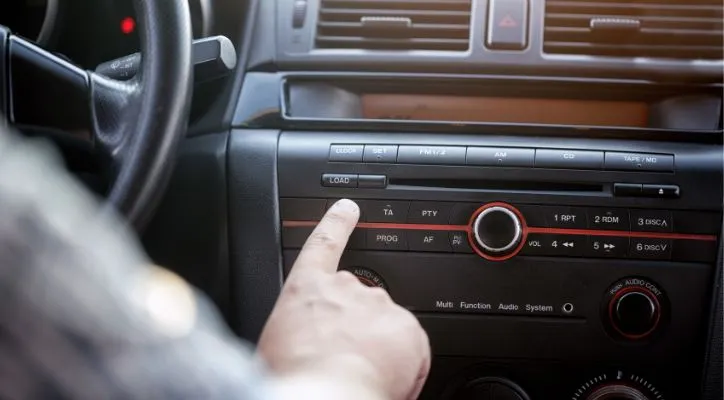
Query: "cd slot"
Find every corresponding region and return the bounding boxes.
[389,178,605,195]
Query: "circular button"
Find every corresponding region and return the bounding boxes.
[473,206,522,255]
[614,292,657,336]
[602,278,666,341]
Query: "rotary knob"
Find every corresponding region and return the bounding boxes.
[613,291,657,337]
[573,371,663,400]
[584,384,651,400]
[472,205,523,258]
[602,278,667,341]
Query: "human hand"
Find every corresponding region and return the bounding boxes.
[258,199,431,400]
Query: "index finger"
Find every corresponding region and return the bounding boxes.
[289,199,360,276]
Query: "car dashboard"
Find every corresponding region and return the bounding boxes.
[137,0,724,399]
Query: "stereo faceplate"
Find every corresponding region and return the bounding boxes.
[276,130,723,399]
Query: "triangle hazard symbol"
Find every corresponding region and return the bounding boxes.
[499,14,518,28]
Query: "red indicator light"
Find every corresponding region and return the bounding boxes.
[120,17,136,35]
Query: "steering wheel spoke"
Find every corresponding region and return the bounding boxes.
[7,33,92,139]
[89,72,142,161]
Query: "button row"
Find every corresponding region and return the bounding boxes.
[282,227,474,254]
[280,198,718,235]
[532,206,675,233]
[329,144,674,172]
[363,230,474,253]
[280,199,719,262]
[283,227,716,262]
[614,183,680,199]
[520,234,715,262]
[322,174,387,189]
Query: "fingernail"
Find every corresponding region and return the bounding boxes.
[332,199,359,214]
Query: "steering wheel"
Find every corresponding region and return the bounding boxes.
[0,0,193,230]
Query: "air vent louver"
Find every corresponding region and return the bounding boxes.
[544,0,724,59]
[315,0,472,51]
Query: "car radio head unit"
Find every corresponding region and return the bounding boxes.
[274,130,722,399]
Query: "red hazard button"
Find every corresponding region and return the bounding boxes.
[486,0,528,50]
[498,14,518,28]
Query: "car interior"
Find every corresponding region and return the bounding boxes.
[1,0,723,398]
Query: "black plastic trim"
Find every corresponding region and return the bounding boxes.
[142,132,231,319]
[227,129,284,342]
[701,230,723,400]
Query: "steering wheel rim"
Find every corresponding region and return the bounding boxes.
[92,0,194,229]
[1,0,194,230]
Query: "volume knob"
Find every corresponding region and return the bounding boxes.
[473,206,523,257]
[602,278,667,341]
[613,291,658,337]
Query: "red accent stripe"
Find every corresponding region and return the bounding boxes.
[283,220,468,231]
[282,220,718,242]
[527,227,717,242]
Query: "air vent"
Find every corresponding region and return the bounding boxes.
[544,0,724,59]
[315,0,472,51]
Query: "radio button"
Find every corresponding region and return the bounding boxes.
[535,149,604,170]
[363,145,398,163]
[365,200,410,223]
[449,231,474,253]
[613,183,643,197]
[605,152,674,172]
[542,206,588,229]
[630,238,672,260]
[521,233,553,256]
[409,231,452,252]
[281,198,327,221]
[516,205,546,228]
[587,208,630,231]
[348,230,367,250]
[327,199,368,221]
[366,229,408,251]
[547,235,586,257]
[358,175,387,189]
[586,236,629,258]
[466,147,535,167]
[397,146,467,165]
[521,234,586,257]
[642,184,680,199]
[408,202,453,224]
[449,203,480,225]
[322,173,358,188]
[630,210,673,232]
[329,144,364,162]
[282,227,314,249]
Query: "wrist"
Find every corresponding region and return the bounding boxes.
[271,354,388,400]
